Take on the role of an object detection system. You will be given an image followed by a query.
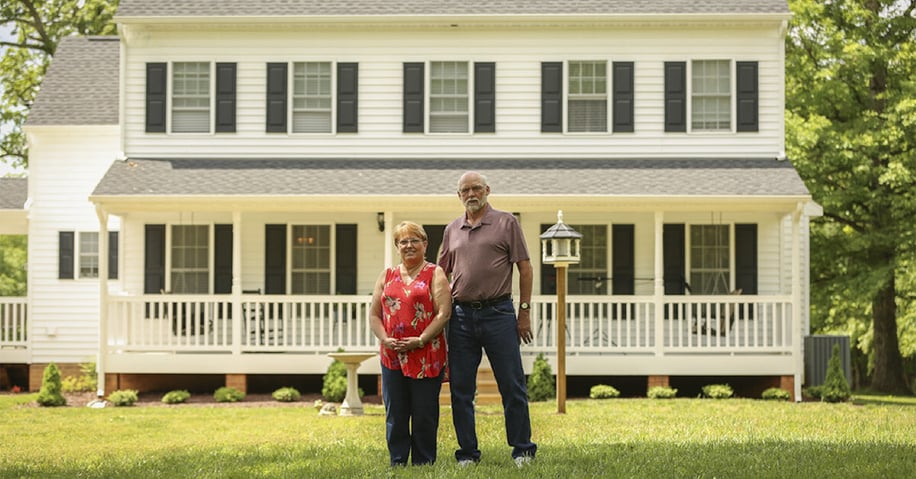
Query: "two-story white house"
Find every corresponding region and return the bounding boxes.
[3,0,820,400]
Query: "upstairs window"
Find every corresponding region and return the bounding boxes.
[691,60,731,131]
[429,61,469,133]
[568,61,607,133]
[171,62,211,133]
[292,62,333,133]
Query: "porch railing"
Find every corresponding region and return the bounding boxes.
[106,294,793,355]
[0,297,28,349]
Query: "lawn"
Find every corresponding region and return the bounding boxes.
[1,393,914,478]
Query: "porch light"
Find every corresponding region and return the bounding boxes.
[539,210,582,414]
[377,212,385,232]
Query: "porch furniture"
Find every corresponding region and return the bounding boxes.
[327,352,376,416]
[692,289,743,336]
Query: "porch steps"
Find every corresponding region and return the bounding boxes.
[440,366,502,406]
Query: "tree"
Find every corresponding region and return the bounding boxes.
[1,0,119,169]
[0,235,27,296]
[785,0,916,394]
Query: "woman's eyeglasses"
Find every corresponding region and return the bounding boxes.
[397,238,424,247]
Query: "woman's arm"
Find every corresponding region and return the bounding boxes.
[409,265,452,350]
[368,269,397,350]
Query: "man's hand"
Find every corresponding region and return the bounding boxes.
[517,309,533,344]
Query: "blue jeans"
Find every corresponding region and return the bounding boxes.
[381,364,444,466]
[447,298,537,461]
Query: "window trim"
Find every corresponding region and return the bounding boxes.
[289,224,334,294]
[689,59,733,133]
[165,223,213,294]
[59,230,119,281]
[78,232,100,279]
[169,61,214,134]
[428,61,471,134]
[566,60,609,134]
[686,222,735,295]
[290,61,336,134]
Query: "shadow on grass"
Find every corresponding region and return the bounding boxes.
[852,393,916,407]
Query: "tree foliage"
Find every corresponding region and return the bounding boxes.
[0,235,26,296]
[1,0,119,169]
[785,0,916,394]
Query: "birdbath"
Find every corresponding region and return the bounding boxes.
[327,352,376,416]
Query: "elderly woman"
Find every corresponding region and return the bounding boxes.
[369,221,451,466]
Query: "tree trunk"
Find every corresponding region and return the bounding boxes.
[870,275,910,394]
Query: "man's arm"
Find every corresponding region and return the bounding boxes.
[516,259,533,344]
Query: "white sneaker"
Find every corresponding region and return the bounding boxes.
[457,459,477,467]
[514,455,533,468]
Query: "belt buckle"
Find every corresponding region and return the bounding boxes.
[469,301,484,309]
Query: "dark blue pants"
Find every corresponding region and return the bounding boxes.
[447,299,537,462]
[381,364,443,466]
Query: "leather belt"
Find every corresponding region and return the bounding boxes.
[455,294,512,309]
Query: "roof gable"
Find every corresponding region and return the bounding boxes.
[27,36,120,126]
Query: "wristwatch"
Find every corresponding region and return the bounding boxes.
[519,302,530,311]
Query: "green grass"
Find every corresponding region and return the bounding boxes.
[1,393,914,478]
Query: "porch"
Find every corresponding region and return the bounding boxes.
[0,297,28,363]
[102,293,798,377]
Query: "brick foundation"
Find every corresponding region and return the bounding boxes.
[780,375,795,397]
[28,363,83,392]
[647,375,669,391]
[225,374,248,393]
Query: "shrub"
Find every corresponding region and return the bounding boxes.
[647,386,677,399]
[36,363,66,407]
[762,387,791,401]
[589,384,620,399]
[272,387,301,402]
[321,354,362,402]
[214,386,246,403]
[161,390,191,404]
[61,361,98,393]
[527,353,555,402]
[108,389,139,407]
[821,343,852,403]
[702,384,734,399]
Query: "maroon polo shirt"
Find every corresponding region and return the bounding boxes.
[438,205,530,303]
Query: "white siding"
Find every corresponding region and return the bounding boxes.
[122,24,785,159]
[25,126,121,363]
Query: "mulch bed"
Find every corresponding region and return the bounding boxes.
[9,391,383,408]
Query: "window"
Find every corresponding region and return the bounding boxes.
[689,225,730,294]
[691,60,731,131]
[567,225,608,294]
[171,62,210,133]
[430,61,469,133]
[291,225,331,294]
[79,232,99,278]
[568,61,607,132]
[293,62,332,133]
[170,225,209,294]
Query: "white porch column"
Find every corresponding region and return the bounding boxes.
[382,211,394,268]
[653,211,665,356]
[231,211,242,354]
[95,206,110,397]
[791,204,803,401]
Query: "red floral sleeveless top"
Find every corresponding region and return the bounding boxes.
[379,262,447,379]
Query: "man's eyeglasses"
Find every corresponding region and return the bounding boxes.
[398,238,424,247]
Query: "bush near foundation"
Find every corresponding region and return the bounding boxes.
[589,384,620,399]
[272,387,301,402]
[161,390,191,404]
[36,363,66,407]
[647,386,677,399]
[214,386,245,403]
[527,353,555,402]
[108,389,139,407]
[701,384,734,399]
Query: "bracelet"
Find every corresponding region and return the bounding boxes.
[417,336,425,347]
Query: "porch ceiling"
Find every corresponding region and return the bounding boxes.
[89,157,812,214]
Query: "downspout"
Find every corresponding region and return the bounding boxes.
[95,205,110,398]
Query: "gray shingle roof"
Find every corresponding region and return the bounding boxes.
[116,0,790,18]
[0,178,28,209]
[91,158,809,198]
[27,36,120,126]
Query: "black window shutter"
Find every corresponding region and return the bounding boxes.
[403,63,424,133]
[539,224,557,295]
[214,224,233,294]
[612,224,635,295]
[266,63,288,133]
[474,62,496,133]
[108,231,119,280]
[145,63,167,133]
[541,62,563,132]
[612,62,634,133]
[663,224,686,294]
[337,63,359,133]
[736,61,759,132]
[664,62,686,132]
[335,224,358,294]
[264,224,287,294]
[144,225,165,294]
[59,231,74,279]
[215,63,236,132]
[735,224,758,294]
